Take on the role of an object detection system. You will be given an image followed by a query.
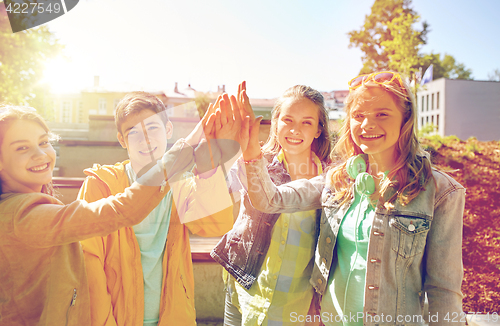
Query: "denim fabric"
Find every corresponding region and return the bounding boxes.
[210,155,294,289]
[244,157,466,325]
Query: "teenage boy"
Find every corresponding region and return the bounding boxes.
[78,92,234,326]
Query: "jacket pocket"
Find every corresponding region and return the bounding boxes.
[390,215,430,258]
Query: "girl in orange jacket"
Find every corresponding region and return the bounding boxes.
[0,105,218,325]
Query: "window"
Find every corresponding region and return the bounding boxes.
[426,95,429,111]
[421,117,424,127]
[436,114,440,131]
[98,98,107,115]
[437,92,440,109]
[431,115,434,125]
[78,101,84,123]
[114,98,121,110]
[431,93,434,110]
[426,116,429,124]
[421,96,424,112]
[61,101,72,123]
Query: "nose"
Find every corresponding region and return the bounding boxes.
[289,122,301,135]
[32,145,47,160]
[361,116,375,130]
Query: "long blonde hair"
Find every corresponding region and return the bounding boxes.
[0,105,57,196]
[329,73,432,206]
[261,85,332,163]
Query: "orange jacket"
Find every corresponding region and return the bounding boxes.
[0,183,167,326]
[79,160,233,326]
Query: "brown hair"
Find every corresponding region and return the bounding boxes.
[0,105,58,196]
[261,85,332,163]
[114,92,170,134]
[329,72,432,207]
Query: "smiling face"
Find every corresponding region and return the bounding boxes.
[276,98,321,159]
[350,86,404,164]
[0,120,56,193]
[117,109,172,174]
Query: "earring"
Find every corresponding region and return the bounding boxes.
[346,154,375,196]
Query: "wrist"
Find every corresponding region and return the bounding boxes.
[243,150,263,163]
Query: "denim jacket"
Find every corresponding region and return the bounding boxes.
[210,154,296,289]
[244,157,466,325]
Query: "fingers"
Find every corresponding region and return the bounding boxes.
[241,89,255,121]
[201,102,214,125]
[243,115,263,161]
[205,112,217,139]
[230,95,242,126]
[220,93,230,125]
[215,109,222,134]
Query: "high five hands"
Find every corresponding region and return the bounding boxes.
[203,81,263,167]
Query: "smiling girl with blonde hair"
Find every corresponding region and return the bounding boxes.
[217,72,466,325]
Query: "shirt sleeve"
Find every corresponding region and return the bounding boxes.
[244,156,325,213]
[423,185,466,325]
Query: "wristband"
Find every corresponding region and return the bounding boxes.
[244,152,263,164]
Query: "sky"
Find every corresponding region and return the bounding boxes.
[29,0,500,98]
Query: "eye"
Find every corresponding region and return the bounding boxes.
[377,112,389,117]
[303,121,312,125]
[128,130,138,136]
[17,146,28,151]
[352,113,363,119]
[147,125,159,131]
[40,141,50,147]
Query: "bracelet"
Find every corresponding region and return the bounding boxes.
[244,152,263,164]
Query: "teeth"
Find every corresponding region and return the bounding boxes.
[30,163,49,172]
[362,134,382,139]
[140,147,156,154]
[287,138,302,144]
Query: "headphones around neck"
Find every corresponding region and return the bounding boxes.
[346,154,375,196]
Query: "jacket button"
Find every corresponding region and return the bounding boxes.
[326,237,332,244]
[281,240,285,245]
[370,258,379,263]
[367,285,379,290]
[318,279,323,284]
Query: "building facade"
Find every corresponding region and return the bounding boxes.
[417,78,500,141]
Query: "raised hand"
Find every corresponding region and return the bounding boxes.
[193,100,223,176]
[236,81,262,161]
[214,93,245,165]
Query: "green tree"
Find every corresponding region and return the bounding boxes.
[0,5,62,111]
[419,53,472,80]
[194,92,212,118]
[348,0,429,76]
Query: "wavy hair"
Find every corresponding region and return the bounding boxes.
[0,105,58,196]
[329,72,433,207]
[261,85,332,163]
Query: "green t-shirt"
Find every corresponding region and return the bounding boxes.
[126,163,172,326]
[321,192,375,326]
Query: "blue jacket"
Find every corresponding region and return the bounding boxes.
[244,156,466,325]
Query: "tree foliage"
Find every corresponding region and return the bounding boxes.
[420,53,473,80]
[0,4,62,107]
[348,0,473,82]
[348,0,428,76]
[194,92,212,118]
